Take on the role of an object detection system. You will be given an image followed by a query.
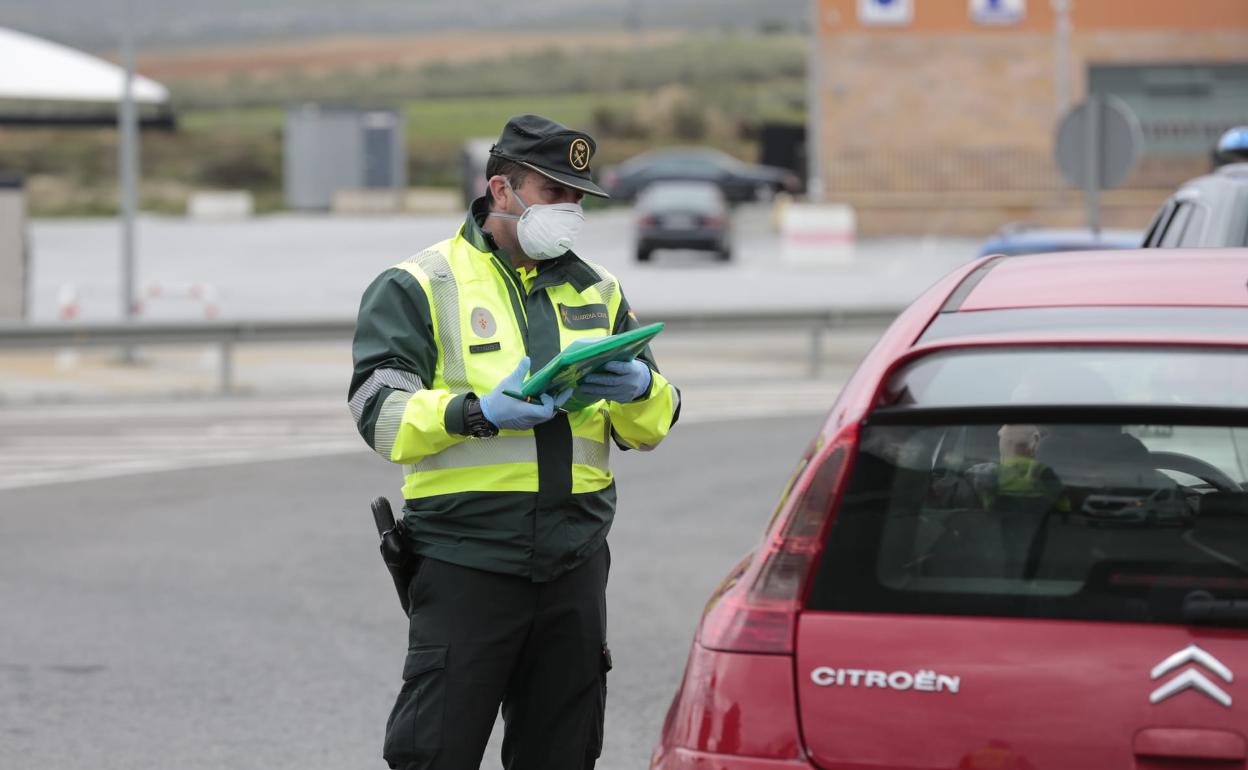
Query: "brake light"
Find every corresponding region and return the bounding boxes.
[699,424,858,654]
[638,214,658,226]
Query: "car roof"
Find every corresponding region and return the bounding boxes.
[1173,163,1248,197]
[977,231,1142,257]
[1214,162,1248,182]
[619,146,739,168]
[638,179,722,193]
[634,146,731,159]
[987,226,1142,243]
[815,250,1248,433]
[953,249,1248,311]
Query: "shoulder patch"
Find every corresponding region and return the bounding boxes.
[470,307,497,338]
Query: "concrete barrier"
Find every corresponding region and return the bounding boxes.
[334,188,464,215]
[780,203,856,265]
[187,190,255,220]
[404,187,461,214]
[331,189,404,215]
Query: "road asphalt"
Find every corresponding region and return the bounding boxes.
[0,413,821,770]
[0,207,939,768]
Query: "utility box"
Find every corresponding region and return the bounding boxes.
[461,137,494,209]
[0,174,28,320]
[759,123,808,193]
[284,104,406,211]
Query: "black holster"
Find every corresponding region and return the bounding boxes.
[370,496,417,615]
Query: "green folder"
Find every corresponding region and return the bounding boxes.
[507,322,664,411]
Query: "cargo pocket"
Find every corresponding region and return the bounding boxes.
[585,644,612,764]
[383,644,448,769]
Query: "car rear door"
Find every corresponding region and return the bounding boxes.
[796,615,1247,769]
[791,362,1248,769]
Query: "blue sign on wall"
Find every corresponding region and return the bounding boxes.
[970,0,1025,25]
[859,0,913,26]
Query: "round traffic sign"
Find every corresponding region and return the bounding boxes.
[1055,96,1143,190]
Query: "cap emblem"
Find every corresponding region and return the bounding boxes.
[569,138,591,171]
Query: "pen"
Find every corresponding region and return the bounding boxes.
[503,390,567,415]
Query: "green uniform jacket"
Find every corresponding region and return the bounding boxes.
[349,198,680,581]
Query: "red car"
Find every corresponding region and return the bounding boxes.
[652,250,1248,770]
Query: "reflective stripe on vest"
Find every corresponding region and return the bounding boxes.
[589,264,617,313]
[351,367,425,461]
[398,246,613,491]
[410,434,609,472]
[407,248,471,393]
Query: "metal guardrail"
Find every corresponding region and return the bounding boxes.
[0,309,901,393]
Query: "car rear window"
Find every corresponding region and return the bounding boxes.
[1179,204,1209,247]
[886,347,1248,409]
[637,183,721,209]
[1159,203,1195,247]
[808,414,1248,626]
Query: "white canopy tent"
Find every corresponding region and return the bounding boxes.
[0,26,168,104]
[0,25,172,325]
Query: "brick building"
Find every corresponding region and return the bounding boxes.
[812,0,1248,235]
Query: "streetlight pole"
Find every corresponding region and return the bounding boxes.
[1052,0,1071,119]
[806,0,825,203]
[118,0,138,330]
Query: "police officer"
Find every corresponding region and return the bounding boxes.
[1213,125,1248,168]
[348,114,680,770]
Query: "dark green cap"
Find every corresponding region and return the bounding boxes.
[489,114,609,198]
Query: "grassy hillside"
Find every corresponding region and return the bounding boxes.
[0,32,806,216]
[0,0,806,50]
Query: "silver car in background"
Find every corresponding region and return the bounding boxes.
[633,181,732,263]
[1143,163,1248,248]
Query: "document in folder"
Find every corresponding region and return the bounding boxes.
[514,322,663,411]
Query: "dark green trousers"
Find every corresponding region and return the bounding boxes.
[383,545,610,770]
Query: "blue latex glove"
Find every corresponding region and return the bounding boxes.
[578,359,652,403]
[479,357,572,431]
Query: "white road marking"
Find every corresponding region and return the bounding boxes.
[0,382,840,491]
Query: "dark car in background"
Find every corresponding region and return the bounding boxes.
[601,147,800,203]
[1142,162,1248,248]
[977,223,1143,258]
[634,181,731,262]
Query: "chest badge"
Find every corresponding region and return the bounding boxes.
[471,307,497,338]
[558,303,610,331]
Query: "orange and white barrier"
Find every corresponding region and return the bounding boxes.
[57,284,80,321]
[187,190,254,220]
[780,203,857,265]
[141,282,220,319]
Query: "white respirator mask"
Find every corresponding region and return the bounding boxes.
[493,179,585,260]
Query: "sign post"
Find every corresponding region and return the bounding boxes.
[0,175,26,320]
[1054,96,1142,235]
[807,0,824,202]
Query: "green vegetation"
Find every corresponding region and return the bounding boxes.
[1,33,806,216]
[170,34,805,109]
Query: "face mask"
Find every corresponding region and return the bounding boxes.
[493,180,585,260]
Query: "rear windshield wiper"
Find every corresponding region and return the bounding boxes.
[1182,597,1248,627]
